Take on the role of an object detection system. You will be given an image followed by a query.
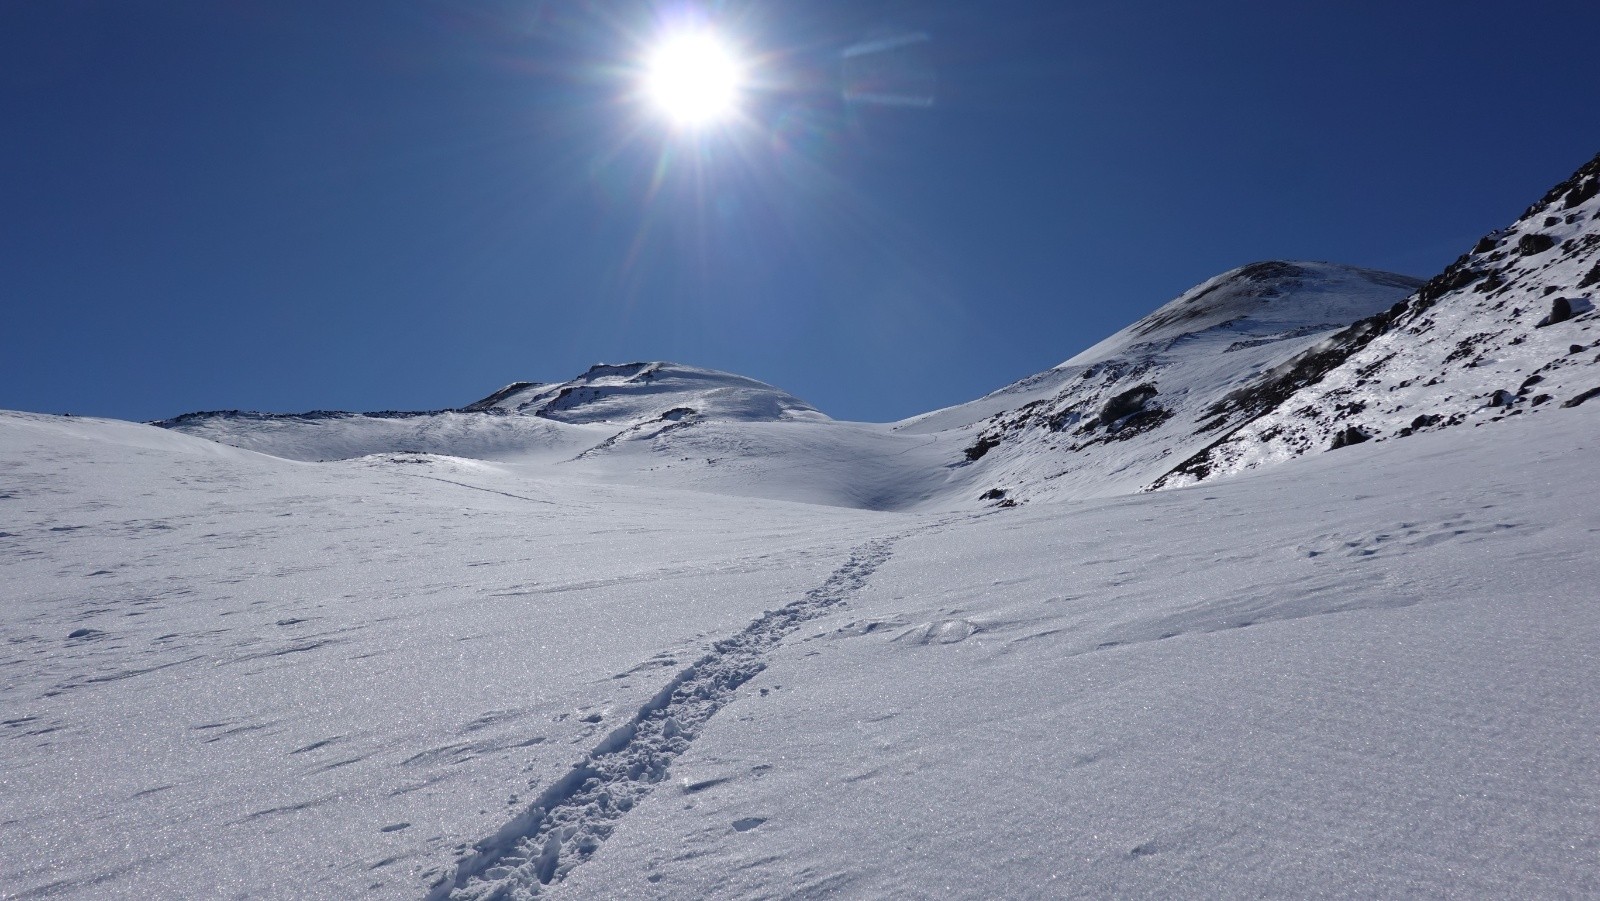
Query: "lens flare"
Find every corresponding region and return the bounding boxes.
[643,30,743,127]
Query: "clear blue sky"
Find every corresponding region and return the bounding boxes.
[5,1,1600,422]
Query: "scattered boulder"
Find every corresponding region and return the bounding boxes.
[964,435,1001,461]
[1579,262,1600,289]
[1564,174,1600,209]
[1097,384,1159,426]
[1535,297,1573,328]
[1397,413,1443,438]
[1562,386,1600,408]
[1329,426,1370,450]
[1517,233,1557,256]
[1487,389,1516,407]
[979,488,1007,501]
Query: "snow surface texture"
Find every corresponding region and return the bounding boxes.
[6,151,1600,899]
[5,407,1599,899]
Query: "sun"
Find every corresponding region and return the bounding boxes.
[643,30,744,128]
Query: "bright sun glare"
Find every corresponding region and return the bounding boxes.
[644,30,743,127]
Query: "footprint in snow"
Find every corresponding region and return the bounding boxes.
[891,619,983,645]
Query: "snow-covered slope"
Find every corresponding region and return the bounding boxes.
[157,362,953,511]
[896,261,1420,501]
[1154,152,1600,489]
[0,410,886,900]
[6,401,1598,900]
[155,269,1418,511]
[156,362,823,465]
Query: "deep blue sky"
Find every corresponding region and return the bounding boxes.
[5,1,1600,423]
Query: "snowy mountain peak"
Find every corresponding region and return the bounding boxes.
[154,362,829,469]
[464,361,826,425]
[889,260,1419,503]
[1062,261,1424,369]
[1151,151,1600,490]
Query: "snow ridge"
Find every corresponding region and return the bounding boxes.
[895,261,1419,503]
[427,537,901,900]
[1150,150,1600,489]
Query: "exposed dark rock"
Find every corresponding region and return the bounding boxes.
[1488,389,1516,407]
[1046,409,1080,432]
[1531,394,1553,406]
[1573,344,1589,355]
[1564,174,1600,209]
[1516,233,1556,256]
[462,381,539,412]
[1101,407,1174,440]
[964,435,1001,462]
[1562,387,1600,408]
[1098,384,1159,425]
[1329,426,1370,450]
[1528,151,1600,216]
[979,488,1007,501]
[1398,413,1443,437]
[1474,272,1506,293]
[1579,262,1600,289]
[1472,235,1499,255]
[1535,297,1573,328]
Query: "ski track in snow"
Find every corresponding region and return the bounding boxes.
[425,534,908,900]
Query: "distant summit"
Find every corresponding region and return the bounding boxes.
[1063,261,1423,369]
[459,362,825,424]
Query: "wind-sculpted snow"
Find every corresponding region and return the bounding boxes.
[1154,151,1600,489]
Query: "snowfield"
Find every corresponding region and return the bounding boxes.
[4,400,1598,899]
[6,153,1600,900]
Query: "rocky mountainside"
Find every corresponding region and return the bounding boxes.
[900,261,1420,502]
[1151,151,1600,490]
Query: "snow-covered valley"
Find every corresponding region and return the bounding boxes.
[4,152,1600,899]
